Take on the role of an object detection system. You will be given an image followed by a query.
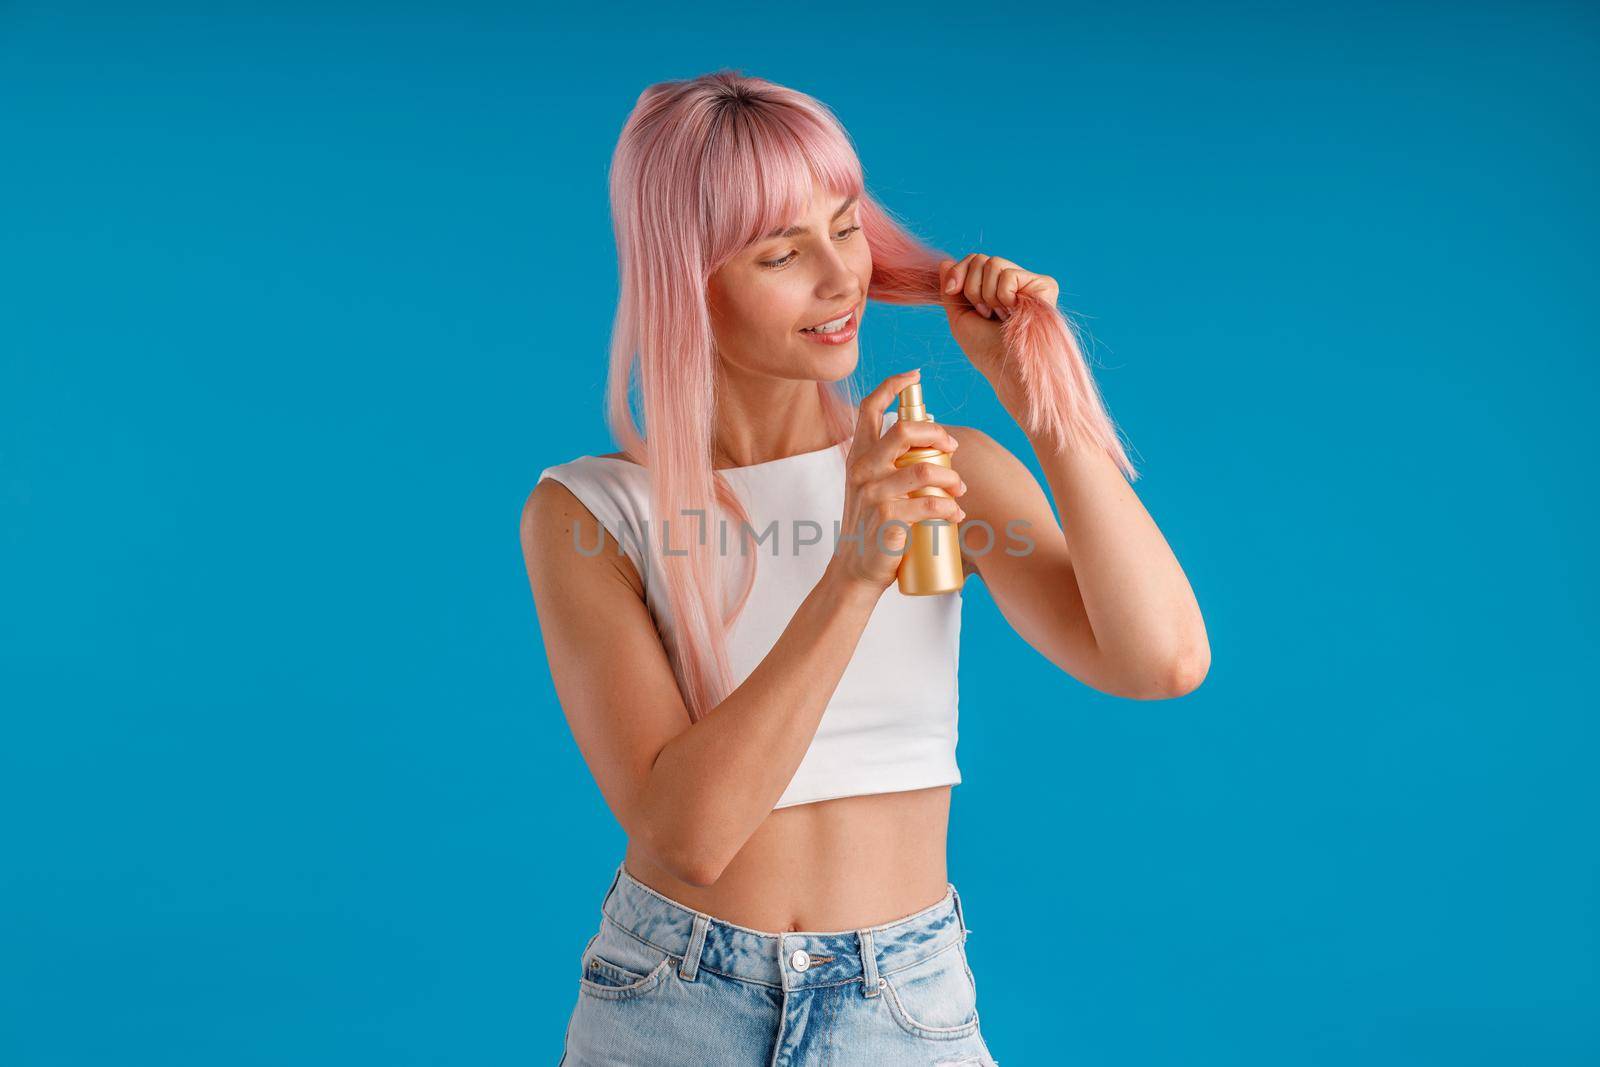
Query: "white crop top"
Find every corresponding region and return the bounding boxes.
[536,409,963,810]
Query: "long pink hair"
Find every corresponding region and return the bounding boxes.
[605,69,1137,722]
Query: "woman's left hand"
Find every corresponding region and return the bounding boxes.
[938,253,1061,407]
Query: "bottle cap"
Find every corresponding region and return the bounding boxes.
[897,381,931,422]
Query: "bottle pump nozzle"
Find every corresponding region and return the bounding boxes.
[897,381,929,422]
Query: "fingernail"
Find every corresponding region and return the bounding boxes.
[975,302,990,318]
[945,276,958,294]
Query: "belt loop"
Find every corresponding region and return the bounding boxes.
[858,927,879,998]
[950,883,971,942]
[678,912,711,982]
[604,862,624,906]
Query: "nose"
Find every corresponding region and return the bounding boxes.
[817,272,862,310]
[813,242,861,298]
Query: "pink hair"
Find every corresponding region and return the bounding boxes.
[605,69,1137,722]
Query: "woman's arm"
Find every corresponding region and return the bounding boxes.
[935,253,1209,700]
[521,478,884,888]
[948,422,1209,700]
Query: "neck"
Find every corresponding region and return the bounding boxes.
[711,368,837,470]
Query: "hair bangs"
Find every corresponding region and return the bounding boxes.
[700,99,864,267]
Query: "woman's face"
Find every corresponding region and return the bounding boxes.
[707,188,870,384]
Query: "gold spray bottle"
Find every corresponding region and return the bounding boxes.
[893,381,965,596]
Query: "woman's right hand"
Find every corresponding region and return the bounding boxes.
[830,369,968,593]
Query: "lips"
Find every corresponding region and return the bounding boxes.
[797,303,861,345]
[799,302,861,333]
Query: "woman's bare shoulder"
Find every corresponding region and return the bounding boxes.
[521,476,646,599]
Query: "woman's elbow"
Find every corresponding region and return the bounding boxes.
[658,839,726,888]
[1164,642,1210,698]
[1113,642,1209,700]
[636,818,728,888]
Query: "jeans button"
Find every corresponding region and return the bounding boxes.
[789,948,811,972]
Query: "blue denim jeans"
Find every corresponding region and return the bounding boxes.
[558,861,1000,1066]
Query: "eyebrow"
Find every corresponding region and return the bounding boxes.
[764,195,859,240]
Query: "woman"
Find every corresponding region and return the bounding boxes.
[521,70,1209,1065]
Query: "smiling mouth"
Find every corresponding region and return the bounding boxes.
[799,304,860,334]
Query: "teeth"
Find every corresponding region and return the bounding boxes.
[803,312,852,334]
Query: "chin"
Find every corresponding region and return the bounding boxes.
[798,345,859,384]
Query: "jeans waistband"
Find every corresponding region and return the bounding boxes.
[599,860,970,994]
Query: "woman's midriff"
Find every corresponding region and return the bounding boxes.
[622,784,953,933]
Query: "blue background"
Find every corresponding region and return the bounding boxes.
[3,2,1595,1064]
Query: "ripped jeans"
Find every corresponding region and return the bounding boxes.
[558,860,1000,1066]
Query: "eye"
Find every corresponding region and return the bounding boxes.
[759,224,863,270]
